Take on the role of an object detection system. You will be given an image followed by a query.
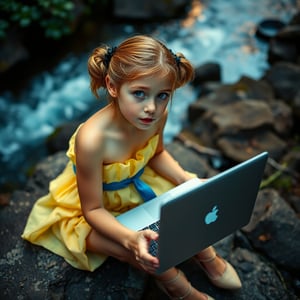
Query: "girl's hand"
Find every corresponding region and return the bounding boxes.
[129,229,160,273]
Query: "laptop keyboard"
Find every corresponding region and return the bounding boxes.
[142,220,160,257]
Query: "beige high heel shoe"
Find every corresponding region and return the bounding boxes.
[194,251,242,290]
[156,269,215,300]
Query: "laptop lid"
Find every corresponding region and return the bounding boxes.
[115,184,182,231]
[155,151,268,273]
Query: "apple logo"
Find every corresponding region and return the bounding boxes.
[204,205,219,225]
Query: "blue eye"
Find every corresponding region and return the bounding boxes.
[133,90,145,99]
[158,93,170,101]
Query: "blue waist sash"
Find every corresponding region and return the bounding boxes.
[73,164,156,202]
[103,167,156,202]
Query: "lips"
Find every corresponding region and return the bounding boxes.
[140,118,154,124]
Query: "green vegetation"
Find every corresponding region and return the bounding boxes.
[0,0,105,40]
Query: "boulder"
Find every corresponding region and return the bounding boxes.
[192,62,222,86]
[243,188,300,272]
[264,62,300,103]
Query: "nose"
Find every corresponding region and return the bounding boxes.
[144,98,155,113]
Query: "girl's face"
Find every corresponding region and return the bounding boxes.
[112,75,173,130]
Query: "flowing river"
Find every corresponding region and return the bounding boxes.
[0,0,298,189]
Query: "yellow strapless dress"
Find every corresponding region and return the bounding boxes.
[22,128,176,271]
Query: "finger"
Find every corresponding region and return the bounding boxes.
[144,264,157,274]
[136,250,159,267]
[143,229,159,240]
[137,233,155,254]
[140,251,159,267]
[139,247,156,261]
[138,258,159,274]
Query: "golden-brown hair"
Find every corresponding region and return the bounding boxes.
[87,35,194,99]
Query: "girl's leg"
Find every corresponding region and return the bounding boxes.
[195,246,226,278]
[86,230,213,299]
[194,246,242,290]
[155,269,214,300]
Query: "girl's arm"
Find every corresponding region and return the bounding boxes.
[75,125,159,270]
[148,147,193,185]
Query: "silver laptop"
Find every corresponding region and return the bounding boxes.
[117,151,268,274]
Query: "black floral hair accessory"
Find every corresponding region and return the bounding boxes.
[103,46,117,68]
[169,49,181,66]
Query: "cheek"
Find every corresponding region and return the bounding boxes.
[158,101,169,112]
[119,100,140,118]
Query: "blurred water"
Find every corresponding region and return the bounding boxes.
[0,0,297,189]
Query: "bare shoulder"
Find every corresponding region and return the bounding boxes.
[76,121,103,153]
[75,107,112,159]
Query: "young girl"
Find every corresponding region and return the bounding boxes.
[22,35,241,300]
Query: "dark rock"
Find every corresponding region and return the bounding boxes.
[293,89,300,120]
[264,62,300,103]
[217,129,287,162]
[209,100,274,134]
[192,62,222,86]
[186,68,299,163]
[166,140,217,178]
[243,188,300,272]
[288,194,300,214]
[230,248,296,300]
[276,24,300,41]
[188,76,275,122]
[269,100,293,136]
[255,19,286,40]
[290,11,300,26]
[46,121,81,154]
[197,81,223,97]
[188,98,288,162]
[265,13,300,64]
[268,38,299,64]
[26,152,69,192]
